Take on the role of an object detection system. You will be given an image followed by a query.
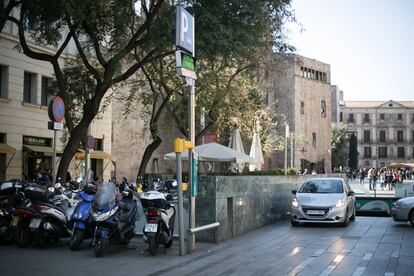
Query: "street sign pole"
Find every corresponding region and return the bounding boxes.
[52,129,57,185]
[176,151,185,256]
[188,84,196,250]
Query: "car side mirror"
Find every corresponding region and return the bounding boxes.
[348,191,355,197]
[291,190,297,195]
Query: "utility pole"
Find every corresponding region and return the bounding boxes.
[284,124,289,175]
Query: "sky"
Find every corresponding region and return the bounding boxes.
[287,0,414,101]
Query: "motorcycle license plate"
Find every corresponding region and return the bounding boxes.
[12,216,19,226]
[144,223,158,233]
[29,218,41,228]
[307,210,325,215]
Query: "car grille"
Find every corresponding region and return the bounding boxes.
[301,207,330,217]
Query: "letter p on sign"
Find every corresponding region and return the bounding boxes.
[176,6,194,56]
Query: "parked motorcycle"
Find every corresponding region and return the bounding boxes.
[28,184,73,247]
[91,182,137,257]
[69,183,96,250]
[140,190,175,256]
[0,180,25,244]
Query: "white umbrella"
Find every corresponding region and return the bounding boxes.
[164,142,254,163]
[249,130,264,171]
[229,127,246,172]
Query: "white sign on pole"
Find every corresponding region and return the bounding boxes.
[176,6,194,56]
[53,122,64,130]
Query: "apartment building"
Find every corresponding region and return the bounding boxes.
[0,12,112,182]
[340,100,414,168]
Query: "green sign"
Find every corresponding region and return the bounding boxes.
[182,54,195,71]
[192,158,198,197]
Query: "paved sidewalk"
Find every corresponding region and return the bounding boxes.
[0,217,413,276]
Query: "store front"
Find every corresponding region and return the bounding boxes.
[0,143,17,182]
[22,136,61,181]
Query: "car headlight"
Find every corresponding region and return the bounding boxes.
[393,201,407,208]
[292,198,300,207]
[92,206,119,222]
[335,199,345,208]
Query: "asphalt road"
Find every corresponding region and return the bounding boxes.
[0,216,413,276]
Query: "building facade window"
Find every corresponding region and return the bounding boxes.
[0,133,5,143]
[0,65,8,99]
[398,147,405,158]
[364,130,370,143]
[300,66,327,83]
[312,132,316,149]
[94,138,103,151]
[348,113,354,123]
[41,77,51,106]
[23,72,36,104]
[397,130,404,143]
[379,147,387,158]
[300,101,304,115]
[412,130,414,143]
[398,113,403,120]
[364,147,371,158]
[379,130,386,143]
[339,112,343,122]
[321,100,326,117]
[364,113,370,123]
[380,113,385,120]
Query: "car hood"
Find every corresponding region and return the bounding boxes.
[397,196,414,205]
[296,193,344,207]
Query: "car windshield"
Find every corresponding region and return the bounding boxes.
[299,179,344,194]
[94,182,116,208]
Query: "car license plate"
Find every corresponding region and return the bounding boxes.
[29,218,41,228]
[12,216,19,226]
[144,223,158,233]
[307,210,325,215]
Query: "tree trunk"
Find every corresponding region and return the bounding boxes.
[137,136,162,179]
[56,120,90,183]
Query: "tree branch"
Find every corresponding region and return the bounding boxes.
[0,0,19,32]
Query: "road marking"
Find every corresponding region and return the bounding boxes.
[352,267,366,276]
[312,248,325,257]
[362,253,373,261]
[290,246,301,256]
[289,258,314,275]
[384,273,395,276]
[391,251,399,258]
[318,265,336,276]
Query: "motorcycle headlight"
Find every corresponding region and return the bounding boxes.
[335,199,345,208]
[92,206,119,222]
[292,198,300,207]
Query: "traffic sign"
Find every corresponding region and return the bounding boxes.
[48,96,65,122]
[176,6,194,56]
[86,135,94,150]
[48,121,64,130]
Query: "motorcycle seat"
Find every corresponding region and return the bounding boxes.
[39,201,66,214]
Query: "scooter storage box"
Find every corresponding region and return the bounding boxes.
[0,180,23,196]
[24,183,48,201]
[140,198,167,209]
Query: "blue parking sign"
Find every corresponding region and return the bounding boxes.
[176,6,194,56]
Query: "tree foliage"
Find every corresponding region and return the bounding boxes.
[331,122,348,170]
[348,133,358,170]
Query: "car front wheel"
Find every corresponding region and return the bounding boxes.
[409,209,414,226]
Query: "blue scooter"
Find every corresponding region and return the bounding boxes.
[91,182,137,257]
[69,183,96,250]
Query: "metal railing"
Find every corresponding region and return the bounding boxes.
[187,222,220,254]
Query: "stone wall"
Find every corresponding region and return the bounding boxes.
[195,175,314,241]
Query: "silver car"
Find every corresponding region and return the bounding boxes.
[291,178,356,226]
[391,197,414,226]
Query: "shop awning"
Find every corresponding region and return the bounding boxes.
[0,144,16,154]
[75,149,111,160]
[23,145,63,154]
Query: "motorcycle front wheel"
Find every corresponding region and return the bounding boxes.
[94,237,109,257]
[70,229,84,251]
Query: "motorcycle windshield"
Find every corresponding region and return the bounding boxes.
[94,182,116,210]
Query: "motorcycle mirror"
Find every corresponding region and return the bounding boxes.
[54,183,62,189]
[48,187,55,193]
[77,176,83,183]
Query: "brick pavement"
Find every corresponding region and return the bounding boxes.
[0,217,413,276]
